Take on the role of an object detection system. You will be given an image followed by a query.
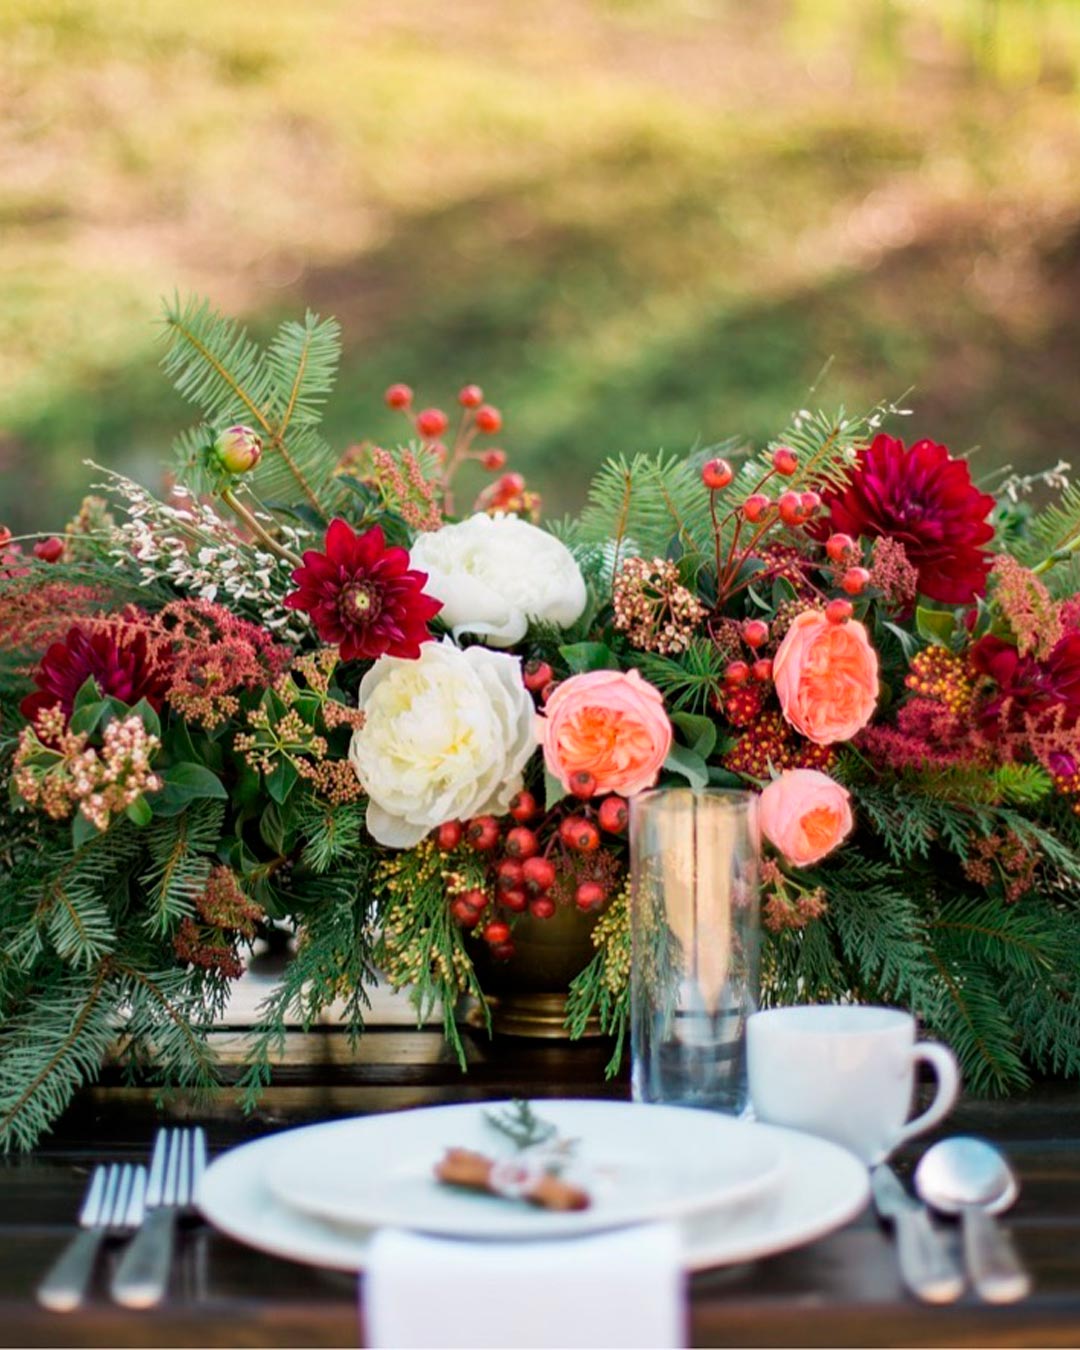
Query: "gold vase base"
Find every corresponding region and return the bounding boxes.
[464,992,605,1040]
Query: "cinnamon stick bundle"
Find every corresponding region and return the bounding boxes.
[435,1147,590,1211]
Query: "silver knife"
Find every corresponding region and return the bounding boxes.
[872,1164,965,1304]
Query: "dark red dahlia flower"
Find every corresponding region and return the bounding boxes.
[970,633,1080,733]
[20,621,172,725]
[284,519,442,662]
[820,434,995,604]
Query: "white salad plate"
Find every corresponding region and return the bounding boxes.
[263,1100,784,1239]
[198,1101,870,1270]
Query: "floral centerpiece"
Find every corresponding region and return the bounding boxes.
[2,296,1079,1150]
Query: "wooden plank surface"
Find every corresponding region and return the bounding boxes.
[1,1024,1078,1349]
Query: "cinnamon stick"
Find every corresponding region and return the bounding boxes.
[435,1147,590,1211]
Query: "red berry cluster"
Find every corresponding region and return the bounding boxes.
[383,382,511,515]
[435,778,629,959]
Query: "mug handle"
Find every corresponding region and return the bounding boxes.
[895,1041,960,1148]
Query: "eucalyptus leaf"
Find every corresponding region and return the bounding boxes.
[663,743,710,790]
[558,641,619,674]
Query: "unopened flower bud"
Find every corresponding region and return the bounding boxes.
[212,425,263,475]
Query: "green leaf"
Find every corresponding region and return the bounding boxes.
[558,642,619,674]
[671,711,717,760]
[663,743,709,790]
[152,762,228,816]
[72,677,103,714]
[915,605,955,645]
[544,766,568,810]
[125,796,153,827]
[71,809,101,850]
[708,766,746,788]
[130,698,162,740]
[882,621,921,662]
[69,699,111,737]
[266,759,299,805]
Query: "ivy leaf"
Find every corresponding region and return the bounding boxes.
[671,711,717,760]
[558,642,619,674]
[266,759,299,805]
[663,743,709,790]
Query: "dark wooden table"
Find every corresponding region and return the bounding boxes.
[2,1024,1079,1348]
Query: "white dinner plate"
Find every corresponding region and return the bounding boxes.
[198,1106,870,1271]
[264,1100,783,1239]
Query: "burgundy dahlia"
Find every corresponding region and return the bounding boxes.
[970,633,1080,733]
[284,519,442,662]
[20,621,171,726]
[820,434,995,604]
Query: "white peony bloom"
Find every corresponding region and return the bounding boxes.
[348,640,536,848]
[409,512,587,648]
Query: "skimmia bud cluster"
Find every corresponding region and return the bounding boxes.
[14,708,162,831]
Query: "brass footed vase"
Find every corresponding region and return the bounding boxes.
[467,902,604,1039]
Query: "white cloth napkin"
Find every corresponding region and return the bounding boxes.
[364,1222,686,1349]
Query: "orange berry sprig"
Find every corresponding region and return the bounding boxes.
[383,382,508,517]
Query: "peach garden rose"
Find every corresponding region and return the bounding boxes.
[759,768,853,867]
[538,668,672,797]
[773,610,879,745]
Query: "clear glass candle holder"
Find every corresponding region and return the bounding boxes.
[630,788,760,1113]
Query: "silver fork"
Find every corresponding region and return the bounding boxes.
[110,1126,207,1309]
[37,1163,147,1312]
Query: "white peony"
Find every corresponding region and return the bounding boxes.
[409,512,588,648]
[348,640,536,848]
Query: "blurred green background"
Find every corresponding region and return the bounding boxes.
[2,0,1080,532]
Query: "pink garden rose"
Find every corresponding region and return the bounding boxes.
[773,610,879,745]
[539,668,672,797]
[759,768,853,867]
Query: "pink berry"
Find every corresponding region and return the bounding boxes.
[561,817,600,853]
[480,448,507,471]
[570,770,597,800]
[451,898,481,928]
[475,405,502,434]
[778,490,803,527]
[504,827,539,860]
[743,619,769,649]
[701,458,734,491]
[458,384,483,408]
[575,881,606,912]
[490,940,516,961]
[496,858,525,891]
[529,896,556,920]
[742,493,770,523]
[826,598,854,625]
[841,566,871,596]
[725,660,750,686]
[500,889,528,913]
[484,921,511,946]
[461,887,488,913]
[598,796,628,834]
[772,446,798,475]
[416,408,449,439]
[826,533,855,563]
[509,790,538,823]
[384,383,413,410]
[33,537,64,563]
[523,855,557,892]
[752,657,773,683]
[467,816,500,851]
[800,490,821,517]
[523,659,553,693]
[435,820,463,850]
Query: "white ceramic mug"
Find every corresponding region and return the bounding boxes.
[746,1005,960,1164]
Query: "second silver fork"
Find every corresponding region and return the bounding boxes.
[110,1126,207,1309]
[37,1163,147,1312]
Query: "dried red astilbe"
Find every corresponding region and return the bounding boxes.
[153,599,293,728]
[989,554,1062,659]
[0,582,106,659]
[857,697,990,772]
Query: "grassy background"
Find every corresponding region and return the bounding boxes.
[2,0,1080,530]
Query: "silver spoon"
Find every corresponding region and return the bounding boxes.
[914,1137,1031,1303]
